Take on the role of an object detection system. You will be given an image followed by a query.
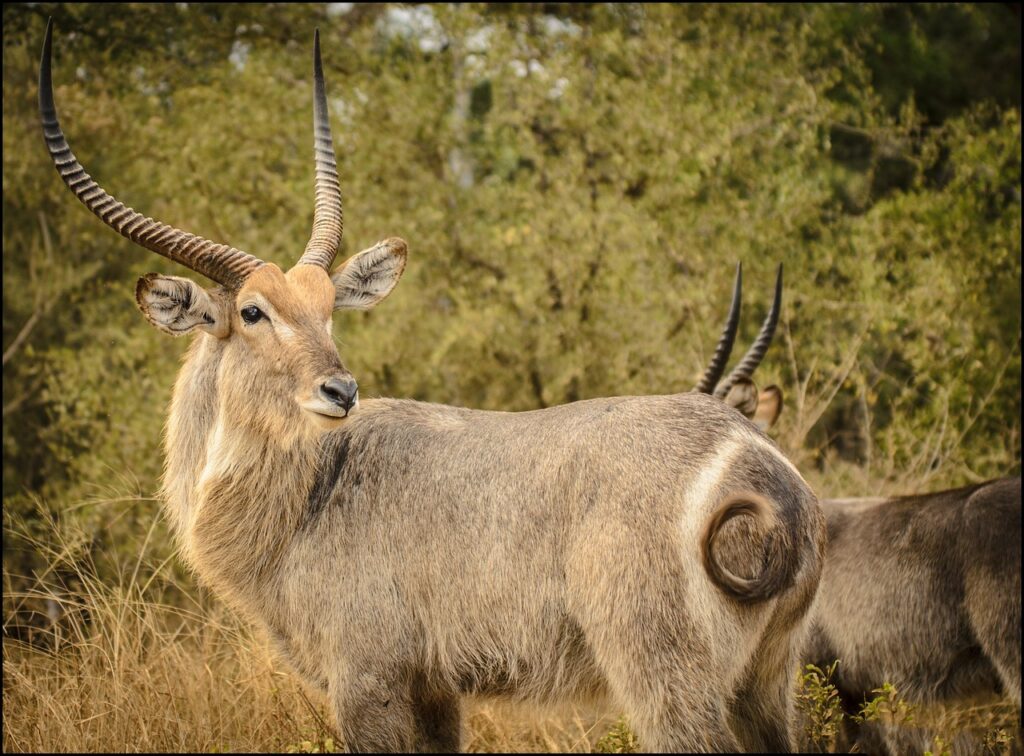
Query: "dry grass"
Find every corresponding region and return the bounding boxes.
[2,509,626,753]
[794,662,1020,755]
[2,578,624,753]
[3,503,1018,753]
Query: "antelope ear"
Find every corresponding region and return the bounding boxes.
[331,237,408,311]
[724,377,760,418]
[752,385,783,431]
[135,274,230,338]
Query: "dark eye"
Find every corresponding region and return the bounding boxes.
[240,305,265,325]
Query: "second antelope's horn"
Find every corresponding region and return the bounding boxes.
[694,262,742,394]
[713,263,783,399]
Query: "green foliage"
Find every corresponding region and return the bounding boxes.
[793,664,1018,754]
[796,663,926,753]
[981,727,1016,755]
[811,4,1021,125]
[283,736,338,754]
[853,681,916,729]
[3,3,1020,599]
[594,716,639,754]
[925,735,952,756]
[796,661,846,751]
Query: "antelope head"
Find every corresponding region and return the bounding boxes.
[39,21,406,432]
[693,263,785,432]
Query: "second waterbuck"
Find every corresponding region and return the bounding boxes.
[803,476,1021,754]
[40,22,825,752]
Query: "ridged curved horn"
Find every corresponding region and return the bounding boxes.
[39,19,264,287]
[714,263,783,399]
[295,28,343,272]
[694,262,742,393]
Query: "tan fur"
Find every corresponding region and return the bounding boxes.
[331,238,408,310]
[66,189,825,752]
[723,378,760,419]
[44,21,824,748]
[720,382,783,433]
[752,386,783,431]
[136,255,829,753]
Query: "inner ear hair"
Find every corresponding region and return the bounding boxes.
[135,274,228,337]
[752,385,783,431]
[723,377,760,418]
[332,238,408,311]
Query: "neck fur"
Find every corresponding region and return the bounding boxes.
[162,335,317,606]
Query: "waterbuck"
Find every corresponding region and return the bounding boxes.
[40,21,825,752]
[804,476,1022,753]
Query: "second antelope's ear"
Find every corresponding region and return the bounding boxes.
[724,377,760,419]
[135,274,230,338]
[331,237,408,311]
[752,385,783,431]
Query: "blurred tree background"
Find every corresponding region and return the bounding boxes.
[3,3,1021,606]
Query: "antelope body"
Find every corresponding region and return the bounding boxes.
[40,22,825,752]
[804,477,1022,753]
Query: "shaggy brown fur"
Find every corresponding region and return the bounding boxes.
[804,477,1022,753]
[132,255,827,753]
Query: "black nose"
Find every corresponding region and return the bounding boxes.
[320,377,358,413]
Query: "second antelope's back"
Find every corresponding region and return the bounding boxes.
[802,477,1021,754]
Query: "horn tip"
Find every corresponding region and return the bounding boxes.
[731,262,742,304]
[40,16,55,113]
[43,16,53,54]
[313,28,323,73]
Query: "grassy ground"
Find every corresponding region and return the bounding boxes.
[2,510,623,753]
[3,498,1019,753]
[2,588,619,753]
